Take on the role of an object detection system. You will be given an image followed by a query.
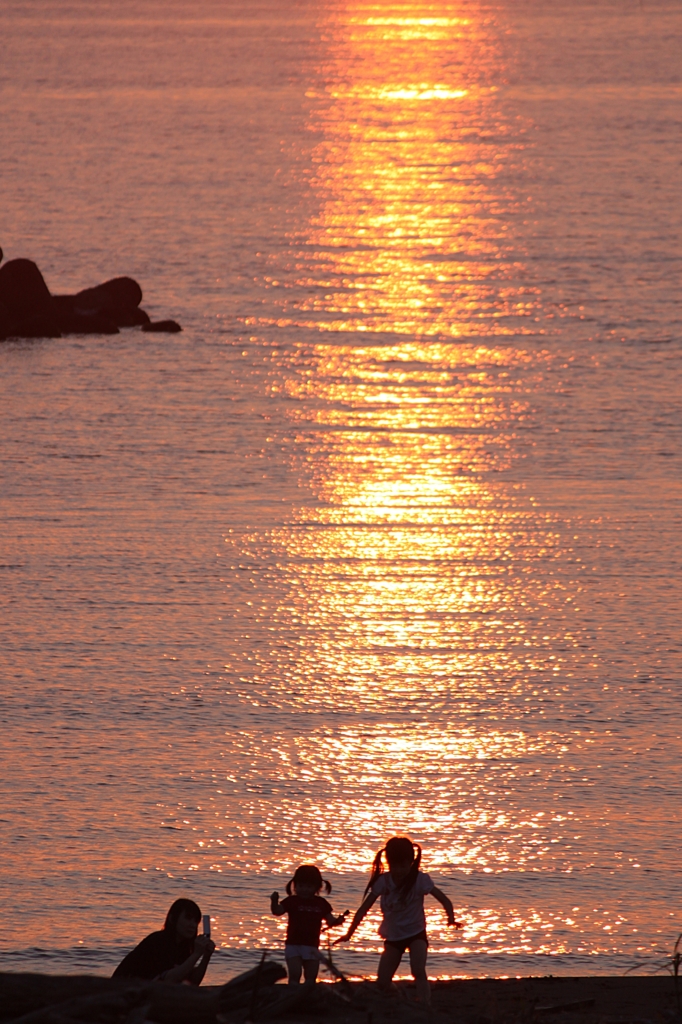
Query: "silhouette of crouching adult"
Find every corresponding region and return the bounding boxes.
[113,899,215,984]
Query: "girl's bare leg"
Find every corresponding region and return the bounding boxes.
[286,955,303,984]
[302,957,320,984]
[408,939,430,1004]
[377,945,403,992]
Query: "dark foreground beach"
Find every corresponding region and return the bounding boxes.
[1,970,678,1024]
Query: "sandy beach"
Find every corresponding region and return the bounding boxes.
[1,971,678,1024]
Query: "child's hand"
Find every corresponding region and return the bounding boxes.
[333,931,351,945]
[270,891,279,903]
[447,915,463,928]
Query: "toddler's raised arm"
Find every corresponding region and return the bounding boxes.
[270,891,286,916]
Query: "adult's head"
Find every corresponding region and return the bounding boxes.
[164,898,202,941]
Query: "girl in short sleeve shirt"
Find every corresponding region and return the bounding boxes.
[336,836,461,1005]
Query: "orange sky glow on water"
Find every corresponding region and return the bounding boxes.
[1,0,681,978]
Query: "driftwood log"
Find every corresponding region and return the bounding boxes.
[0,979,218,1024]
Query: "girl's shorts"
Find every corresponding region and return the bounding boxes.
[383,930,429,955]
[284,944,322,960]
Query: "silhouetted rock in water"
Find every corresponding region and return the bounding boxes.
[0,252,180,339]
[50,296,119,335]
[113,305,150,327]
[0,258,61,339]
[142,319,182,333]
[8,312,62,339]
[79,275,142,310]
[73,276,150,326]
[0,301,9,339]
[0,258,52,323]
[51,278,149,329]
[67,312,120,335]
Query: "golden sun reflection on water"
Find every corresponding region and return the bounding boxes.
[247,0,535,339]
[213,720,576,873]
[258,336,552,712]
[222,1,596,964]
[284,341,537,439]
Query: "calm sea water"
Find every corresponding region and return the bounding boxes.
[1,0,681,981]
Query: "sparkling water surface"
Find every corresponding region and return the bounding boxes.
[1,0,681,980]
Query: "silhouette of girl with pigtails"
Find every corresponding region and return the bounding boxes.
[270,864,347,985]
[336,836,461,1004]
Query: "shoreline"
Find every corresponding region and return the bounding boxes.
[1,971,678,1024]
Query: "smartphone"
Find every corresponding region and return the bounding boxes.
[202,914,211,938]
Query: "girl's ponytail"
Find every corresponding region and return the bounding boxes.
[397,841,421,900]
[363,846,386,896]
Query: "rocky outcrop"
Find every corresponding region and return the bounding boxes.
[142,319,182,333]
[70,277,150,326]
[0,251,181,339]
[0,258,55,337]
[49,296,120,335]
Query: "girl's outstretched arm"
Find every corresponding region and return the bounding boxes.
[430,886,462,928]
[333,892,378,944]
